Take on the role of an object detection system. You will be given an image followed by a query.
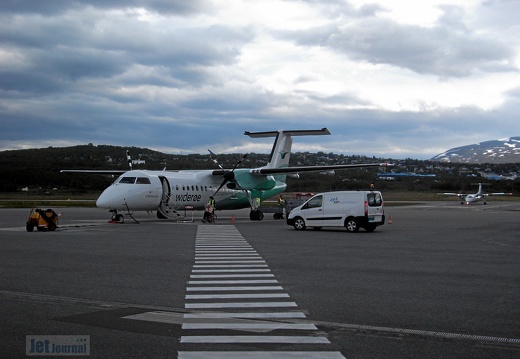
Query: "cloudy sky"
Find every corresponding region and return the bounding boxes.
[1,0,519,160]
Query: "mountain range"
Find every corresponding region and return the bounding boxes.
[430,137,520,163]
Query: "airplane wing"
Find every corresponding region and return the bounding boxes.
[250,162,392,175]
[441,193,467,199]
[486,192,512,197]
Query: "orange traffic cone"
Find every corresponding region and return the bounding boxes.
[388,216,392,224]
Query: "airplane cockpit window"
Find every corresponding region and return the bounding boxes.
[136,177,151,184]
[119,177,136,184]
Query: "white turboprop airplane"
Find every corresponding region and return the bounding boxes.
[62,128,392,221]
[442,182,512,205]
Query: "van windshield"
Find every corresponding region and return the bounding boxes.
[367,192,382,206]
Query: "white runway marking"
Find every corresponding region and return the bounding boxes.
[185,293,288,299]
[182,323,317,330]
[191,269,271,272]
[185,301,298,309]
[190,274,274,279]
[178,352,345,359]
[183,312,307,319]
[186,286,284,291]
[178,225,345,358]
[181,335,330,344]
[188,279,278,285]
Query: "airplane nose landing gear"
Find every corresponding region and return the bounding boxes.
[109,210,124,223]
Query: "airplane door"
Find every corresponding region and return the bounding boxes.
[158,176,174,218]
[302,195,324,227]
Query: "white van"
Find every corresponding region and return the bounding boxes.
[286,190,385,232]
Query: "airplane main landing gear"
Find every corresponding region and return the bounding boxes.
[249,209,264,221]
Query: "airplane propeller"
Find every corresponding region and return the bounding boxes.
[208,150,248,196]
[126,150,132,170]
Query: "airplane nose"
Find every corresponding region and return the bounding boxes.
[96,190,113,208]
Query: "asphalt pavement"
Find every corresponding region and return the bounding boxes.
[0,202,519,358]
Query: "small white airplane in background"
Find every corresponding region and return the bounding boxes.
[62,128,392,221]
[442,183,512,205]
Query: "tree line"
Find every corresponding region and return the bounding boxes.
[0,144,518,194]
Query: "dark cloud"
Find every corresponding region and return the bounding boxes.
[0,1,518,159]
[0,0,213,16]
[321,15,515,77]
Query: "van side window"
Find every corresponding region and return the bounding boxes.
[306,195,323,209]
[367,193,382,206]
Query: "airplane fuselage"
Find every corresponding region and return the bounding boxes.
[463,194,484,204]
[95,169,286,212]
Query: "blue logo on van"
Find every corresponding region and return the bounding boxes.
[330,197,339,204]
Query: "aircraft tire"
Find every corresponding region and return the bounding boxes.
[250,210,264,221]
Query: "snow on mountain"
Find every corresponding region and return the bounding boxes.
[430,137,520,163]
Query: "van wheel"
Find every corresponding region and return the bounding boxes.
[293,217,306,230]
[345,218,359,232]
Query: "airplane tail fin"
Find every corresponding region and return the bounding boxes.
[245,128,331,169]
[471,182,489,195]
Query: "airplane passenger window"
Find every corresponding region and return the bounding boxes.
[136,177,151,184]
[119,177,136,184]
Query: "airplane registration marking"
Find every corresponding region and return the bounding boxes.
[179,225,345,358]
